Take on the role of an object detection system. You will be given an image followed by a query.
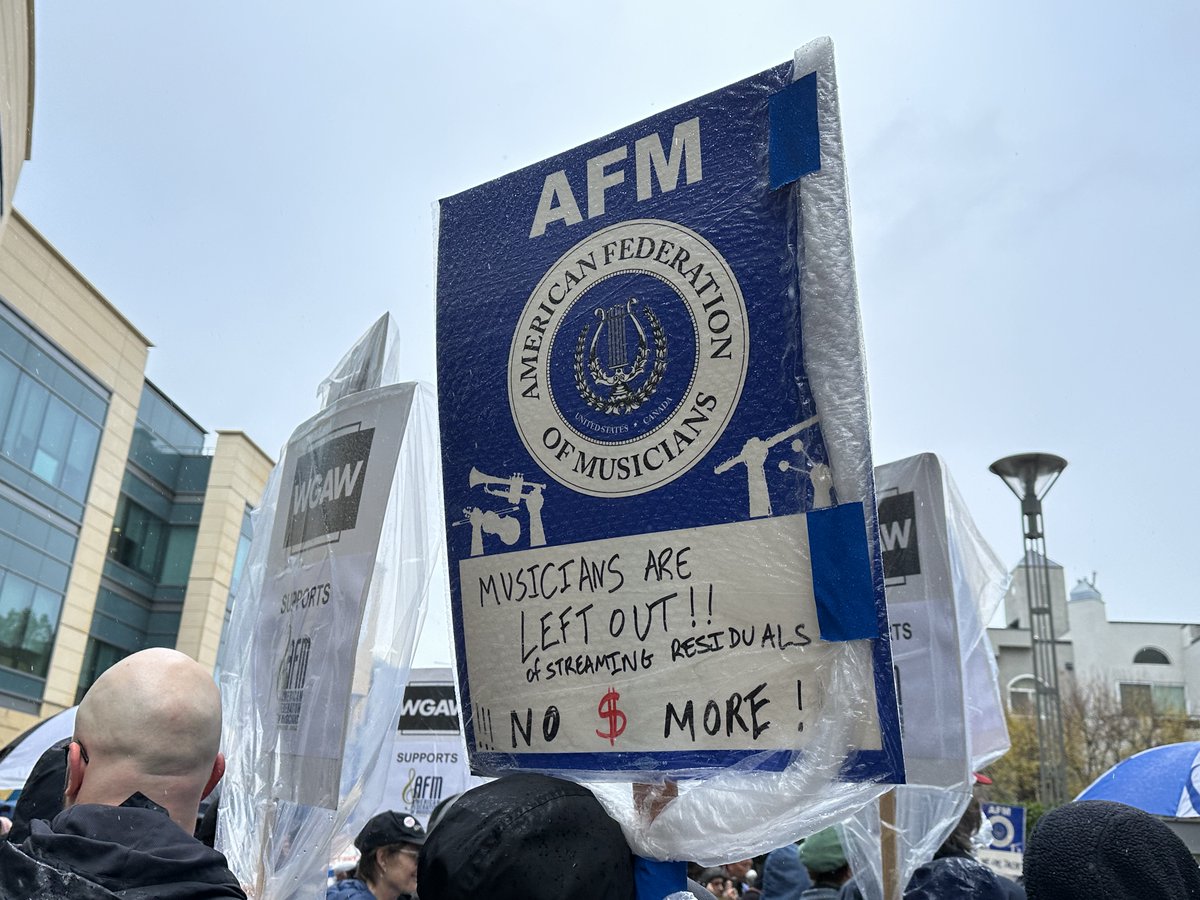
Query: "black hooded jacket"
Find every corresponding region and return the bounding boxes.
[1024,800,1200,900]
[4,738,68,846]
[903,854,1024,900]
[0,793,246,899]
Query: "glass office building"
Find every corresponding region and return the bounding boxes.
[0,301,107,712]
[77,383,222,700]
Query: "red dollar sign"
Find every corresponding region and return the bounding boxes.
[595,687,627,746]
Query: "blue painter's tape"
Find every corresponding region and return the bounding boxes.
[808,502,876,641]
[635,858,686,900]
[769,71,820,189]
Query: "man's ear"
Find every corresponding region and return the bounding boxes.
[201,752,225,800]
[64,741,86,805]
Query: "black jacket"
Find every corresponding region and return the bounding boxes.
[4,738,68,846]
[837,851,1025,900]
[905,855,1024,900]
[0,793,246,899]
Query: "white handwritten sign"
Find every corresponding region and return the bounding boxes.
[459,514,880,761]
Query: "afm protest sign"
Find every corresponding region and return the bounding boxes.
[437,51,902,780]
[979,802,1025,879]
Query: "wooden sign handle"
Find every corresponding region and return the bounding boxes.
[880,788,900,900]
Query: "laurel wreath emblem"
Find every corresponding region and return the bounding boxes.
[574,307,668,415]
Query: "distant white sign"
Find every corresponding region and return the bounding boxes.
[875,453,1007,787]
[378,669,485,823]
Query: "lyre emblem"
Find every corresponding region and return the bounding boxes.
[573,297,667,415]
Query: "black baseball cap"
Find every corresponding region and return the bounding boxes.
[418,773,635,900]
[354,810,427,854]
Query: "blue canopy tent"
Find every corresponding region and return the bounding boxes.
[1076,741,1200,817]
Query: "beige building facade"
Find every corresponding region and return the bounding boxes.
[0,212,271,744]
[0,0,33,233]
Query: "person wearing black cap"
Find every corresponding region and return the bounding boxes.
[698,867,737,900]
[419,773,637,900]
[328,811,427,900]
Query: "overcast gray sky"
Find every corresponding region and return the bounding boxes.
[12,1,1199,650]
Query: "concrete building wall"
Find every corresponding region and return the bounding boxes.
[1067,600,1191,712]
[988,623,1074,710]
[0,213,150,739]
[990,570,1199,717]
[1002,554,1069,639]
[1185,628,1200,720]
[0,1,33,227]
[176,431,272,670]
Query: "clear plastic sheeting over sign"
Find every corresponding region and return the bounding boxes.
[436,38,902,862]
[218,315,444,899]
[840,453,1011,900]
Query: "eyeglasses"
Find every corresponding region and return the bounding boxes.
[397,848,420,858]
[66,739,89,765]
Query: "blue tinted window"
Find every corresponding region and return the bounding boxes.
[32,395,74,483]
[0,572,61,678]
[0,496,77,566]
[9,541,42,578]
[22,344,52,381]
[128,386,208,496]
[215,508,255,675]
[109,498,167,580]
[76,638,129,702]
[230,531,252,599]
[3,377,49,468]
[45,526,74,562]
[0,319,22,359]
[24,586,61,673]
[0,303,108,509]
[0,371,103,503]
[62,419,100,501]
[159,526,197,586]
[0,356,18,425]
[136,384,204,454]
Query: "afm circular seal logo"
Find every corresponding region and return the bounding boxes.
[508,219,748,497]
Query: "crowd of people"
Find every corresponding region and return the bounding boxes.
[328,777,1200,900]
[0,647,1197,899]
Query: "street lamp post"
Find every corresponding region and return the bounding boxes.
[990,452,1069,807]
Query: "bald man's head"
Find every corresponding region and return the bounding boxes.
[69,648,225,829]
